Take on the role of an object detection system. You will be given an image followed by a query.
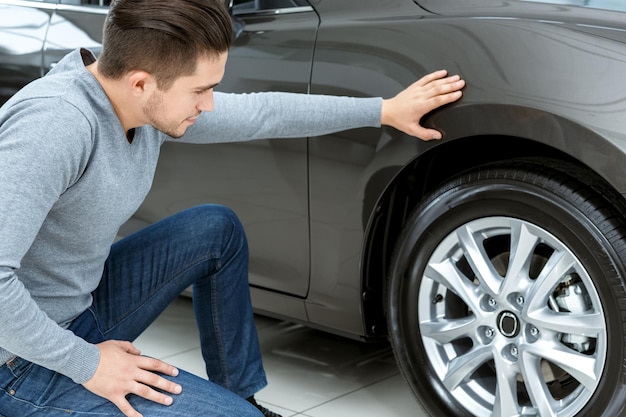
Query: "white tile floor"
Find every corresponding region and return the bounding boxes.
[134,297,429,417]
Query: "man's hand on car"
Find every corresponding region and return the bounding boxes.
[382,70,465,140]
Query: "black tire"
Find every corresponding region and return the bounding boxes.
[386,159,626,417]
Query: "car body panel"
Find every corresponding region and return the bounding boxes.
[304,0,626,334]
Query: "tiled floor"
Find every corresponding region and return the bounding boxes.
[134,296,428,417]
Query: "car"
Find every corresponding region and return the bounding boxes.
[3,0,626,415]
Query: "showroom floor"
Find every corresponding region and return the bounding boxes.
[134,296,429,417]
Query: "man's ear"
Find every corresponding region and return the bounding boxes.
[127,70,156,97]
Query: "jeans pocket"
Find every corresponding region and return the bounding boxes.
[0,359,84,416]
[0,357,34,395]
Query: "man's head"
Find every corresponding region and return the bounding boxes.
[98,0,232,91]
[95,0,233,138]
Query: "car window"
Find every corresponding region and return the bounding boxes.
[232,0,310,14]
[521,0,626,12]
[58,0,111,6]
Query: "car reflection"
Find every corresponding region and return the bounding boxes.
[46,11,101,51]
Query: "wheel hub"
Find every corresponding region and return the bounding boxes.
[497,310,520,338]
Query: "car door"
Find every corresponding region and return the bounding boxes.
[137,0,320,300]
[0,0,58,105]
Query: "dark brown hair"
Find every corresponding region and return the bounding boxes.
[98,0,232,90]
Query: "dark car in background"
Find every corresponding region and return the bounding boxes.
[3,0,626,415]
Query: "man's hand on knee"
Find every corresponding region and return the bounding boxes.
[83,340,182,417]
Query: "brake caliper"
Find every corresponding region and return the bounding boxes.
[550,273,593,353]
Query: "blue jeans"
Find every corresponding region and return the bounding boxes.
[0,205,266,416]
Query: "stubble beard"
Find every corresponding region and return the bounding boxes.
[143,91,187,139]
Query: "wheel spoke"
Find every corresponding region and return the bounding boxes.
[526,307,604,337]
[492,355,521,417]
[420,316,477,344]
[520,352,558,417]
[501,221,539,295]
[525,250,576,312]
[524,342,600,390]
[442,344,493,391]
[456,224,503,294]
[426,259,482,313]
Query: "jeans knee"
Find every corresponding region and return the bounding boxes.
[187,204,247,253]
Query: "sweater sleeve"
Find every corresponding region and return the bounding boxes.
[0,98,100,384]
[177,92,383,144]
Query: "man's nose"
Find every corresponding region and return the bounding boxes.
[197,90,215,112]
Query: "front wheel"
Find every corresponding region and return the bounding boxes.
[387,160,626,417]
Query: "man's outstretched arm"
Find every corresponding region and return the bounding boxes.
[176,70,464,145]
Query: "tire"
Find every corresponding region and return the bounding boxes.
[386,159,626,417]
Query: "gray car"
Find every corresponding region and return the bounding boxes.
[2,0,626,416]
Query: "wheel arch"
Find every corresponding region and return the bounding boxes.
[359,113,626,339]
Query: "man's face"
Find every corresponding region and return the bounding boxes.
[143,51,228,138]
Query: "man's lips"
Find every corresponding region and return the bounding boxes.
[185,114,201,124]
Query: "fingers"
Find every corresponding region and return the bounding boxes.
[118,340,142,356]
[129,377,175,408]
[113,397,143,417]
[135,356,182,396]
[124,356,182,408]
[420,74,465,103]
[137,355,180,379]
[380,70,465,140]
[414,69,449,87]
[413,126,444,141]
[425,78,464,109]
[83,340,183,417]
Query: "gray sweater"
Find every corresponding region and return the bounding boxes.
[0,49,382,384]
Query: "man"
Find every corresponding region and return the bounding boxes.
[0,0,465,416]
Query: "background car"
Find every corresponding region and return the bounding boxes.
[2,0,626,416]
